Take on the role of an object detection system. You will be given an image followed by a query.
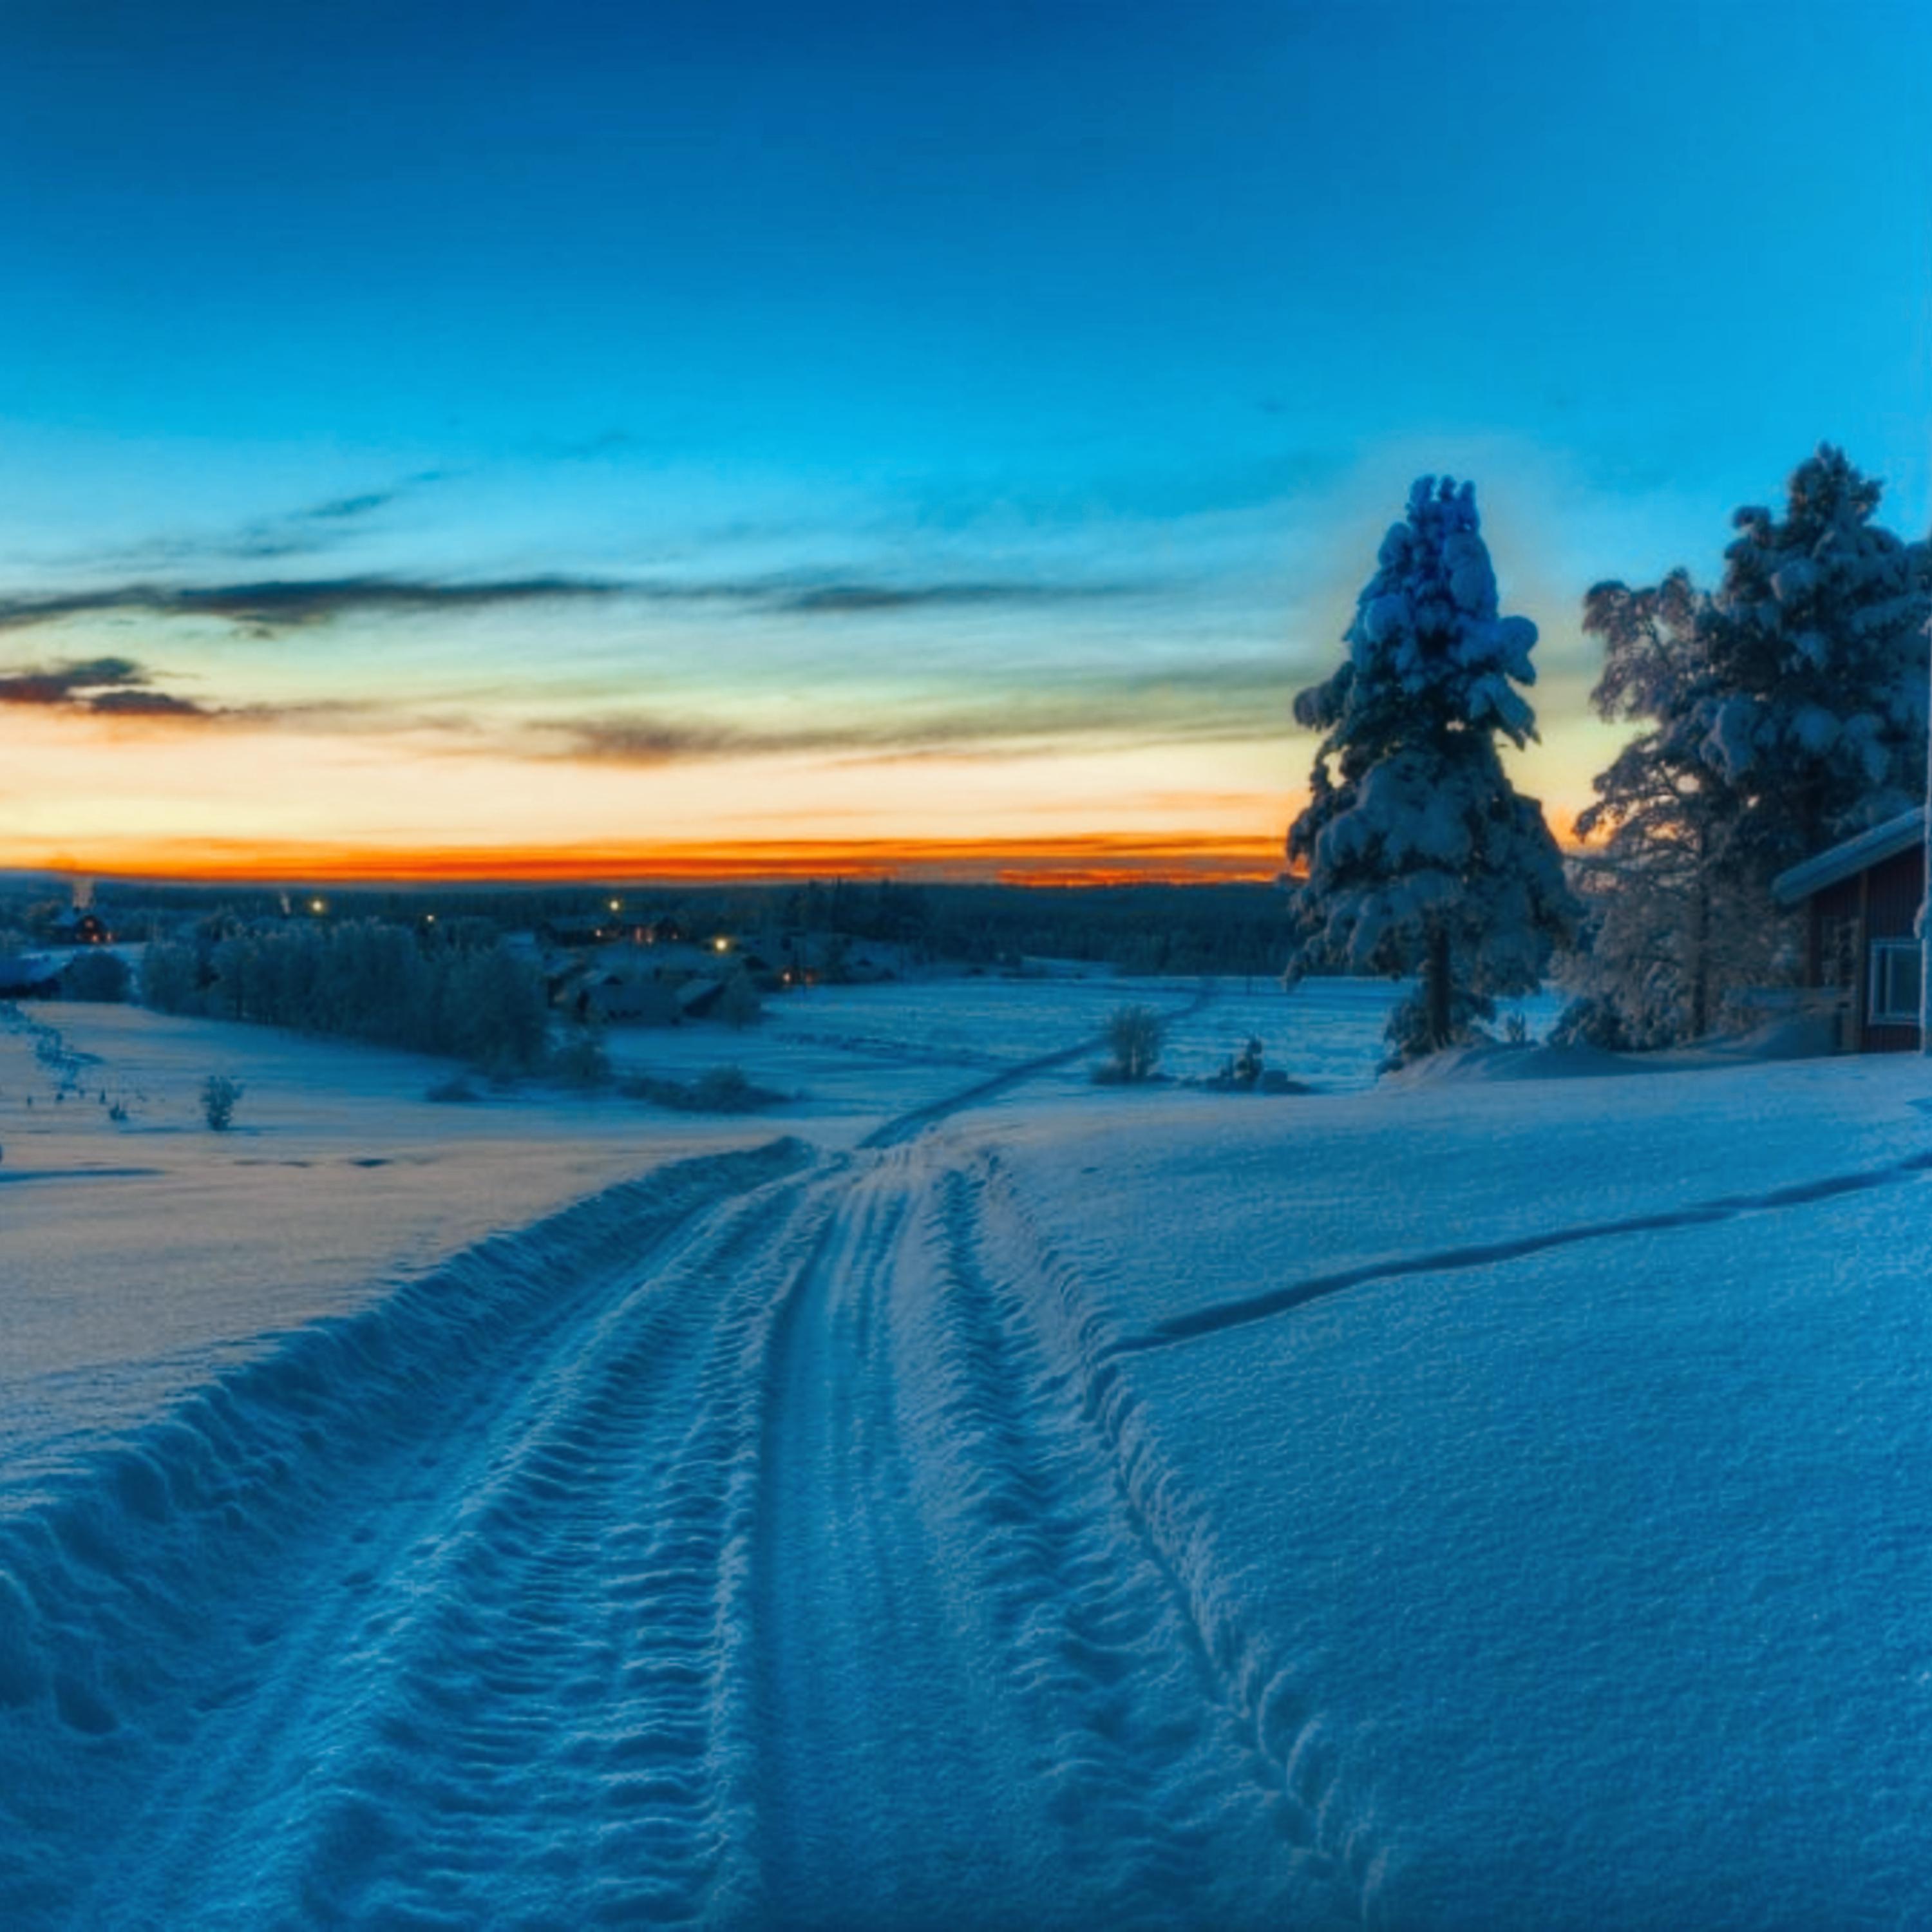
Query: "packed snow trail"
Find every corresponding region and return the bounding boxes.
[0,1111,1348,1926]
[754,1145,1332,1928]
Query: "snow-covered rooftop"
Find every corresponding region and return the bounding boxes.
[1770,804,1926,906]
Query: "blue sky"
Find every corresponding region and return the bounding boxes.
[1,0,1927,876]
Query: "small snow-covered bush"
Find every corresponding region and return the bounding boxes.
[200,1075,242,1132]
[620,1064,783,1113]
[1549,996,1635,1052]
[1095,1005,1164,1084]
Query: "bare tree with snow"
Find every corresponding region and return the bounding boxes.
[1568,571,1757,1043]
[1284,477,1575,1063]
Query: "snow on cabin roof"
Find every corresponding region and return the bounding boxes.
[1770,806,1927,907]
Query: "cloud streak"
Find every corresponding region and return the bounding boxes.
[547,659,1295,766]
[0,574,630,635]
[772,580,1131,616]
[0,569,1140,636]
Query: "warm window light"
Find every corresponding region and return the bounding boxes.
[712,936,730,953]
[609,898,621,912]
[310,898,327,914]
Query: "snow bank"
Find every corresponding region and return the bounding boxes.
[987,1050,1932,1925]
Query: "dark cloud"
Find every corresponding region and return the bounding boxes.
[773,580,1122,616]
[85,688,212,717]
[301,489,400,523]
[294,469,451,524]
[564,717,759,764]
[0,654,213,717]
[0,574,629,635]
[0,569,1140,636]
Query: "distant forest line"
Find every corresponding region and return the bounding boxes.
[2,879,1294,980]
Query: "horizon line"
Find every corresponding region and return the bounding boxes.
[7,833,1294,891]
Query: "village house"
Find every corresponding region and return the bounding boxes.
[50,909,113,946]
[1772,806,1925,1052]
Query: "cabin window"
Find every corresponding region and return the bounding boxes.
[1868,939,1922,1027]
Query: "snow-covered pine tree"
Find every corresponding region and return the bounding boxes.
[1285,476,1576,1062]
[1569,447,1929,1044]
[1700,445,1929,875]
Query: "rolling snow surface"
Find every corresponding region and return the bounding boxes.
[3,980,1927,1927]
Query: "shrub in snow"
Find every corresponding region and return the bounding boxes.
[1571,447,1928,1043]
[61,951,130,1003]
[619,1064,782,1113]
[200,1075,242,1132]
[691,1064,757,1111]
[1285,477,1575,1064]
[1095,1004,1164,1084]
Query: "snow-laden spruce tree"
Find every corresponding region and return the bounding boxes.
[1569,447,1929,1043]
[1698,444,1928,875]
[1285,476,1576,1063]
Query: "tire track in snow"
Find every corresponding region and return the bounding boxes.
[165,1168,837,1930]
[753,1139,1336,1929]
[971,1149,1370,1925]
[0,1139,817,1929]
[918,1162,1294,1924]
[753,1148,1028,1925]
[3,982,1397,1931]
[1111,1145,1932,1356]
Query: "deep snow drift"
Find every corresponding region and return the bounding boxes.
[3,986,1927,1927]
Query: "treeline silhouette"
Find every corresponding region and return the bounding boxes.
[772,881,1289,976]
[142,920,549,1071]
[6,880,1292,980]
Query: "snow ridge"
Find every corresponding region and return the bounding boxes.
[970,1150,1367,1926]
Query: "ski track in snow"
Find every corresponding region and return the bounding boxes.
[0,979,1365,1929]
[1113,1144,1932,1356]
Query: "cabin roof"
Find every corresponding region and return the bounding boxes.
[1771,806,1926,908]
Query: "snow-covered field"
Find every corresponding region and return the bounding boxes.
[3,981,1929,1927]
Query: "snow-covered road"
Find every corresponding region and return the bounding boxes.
[0,1123,1343,1929]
